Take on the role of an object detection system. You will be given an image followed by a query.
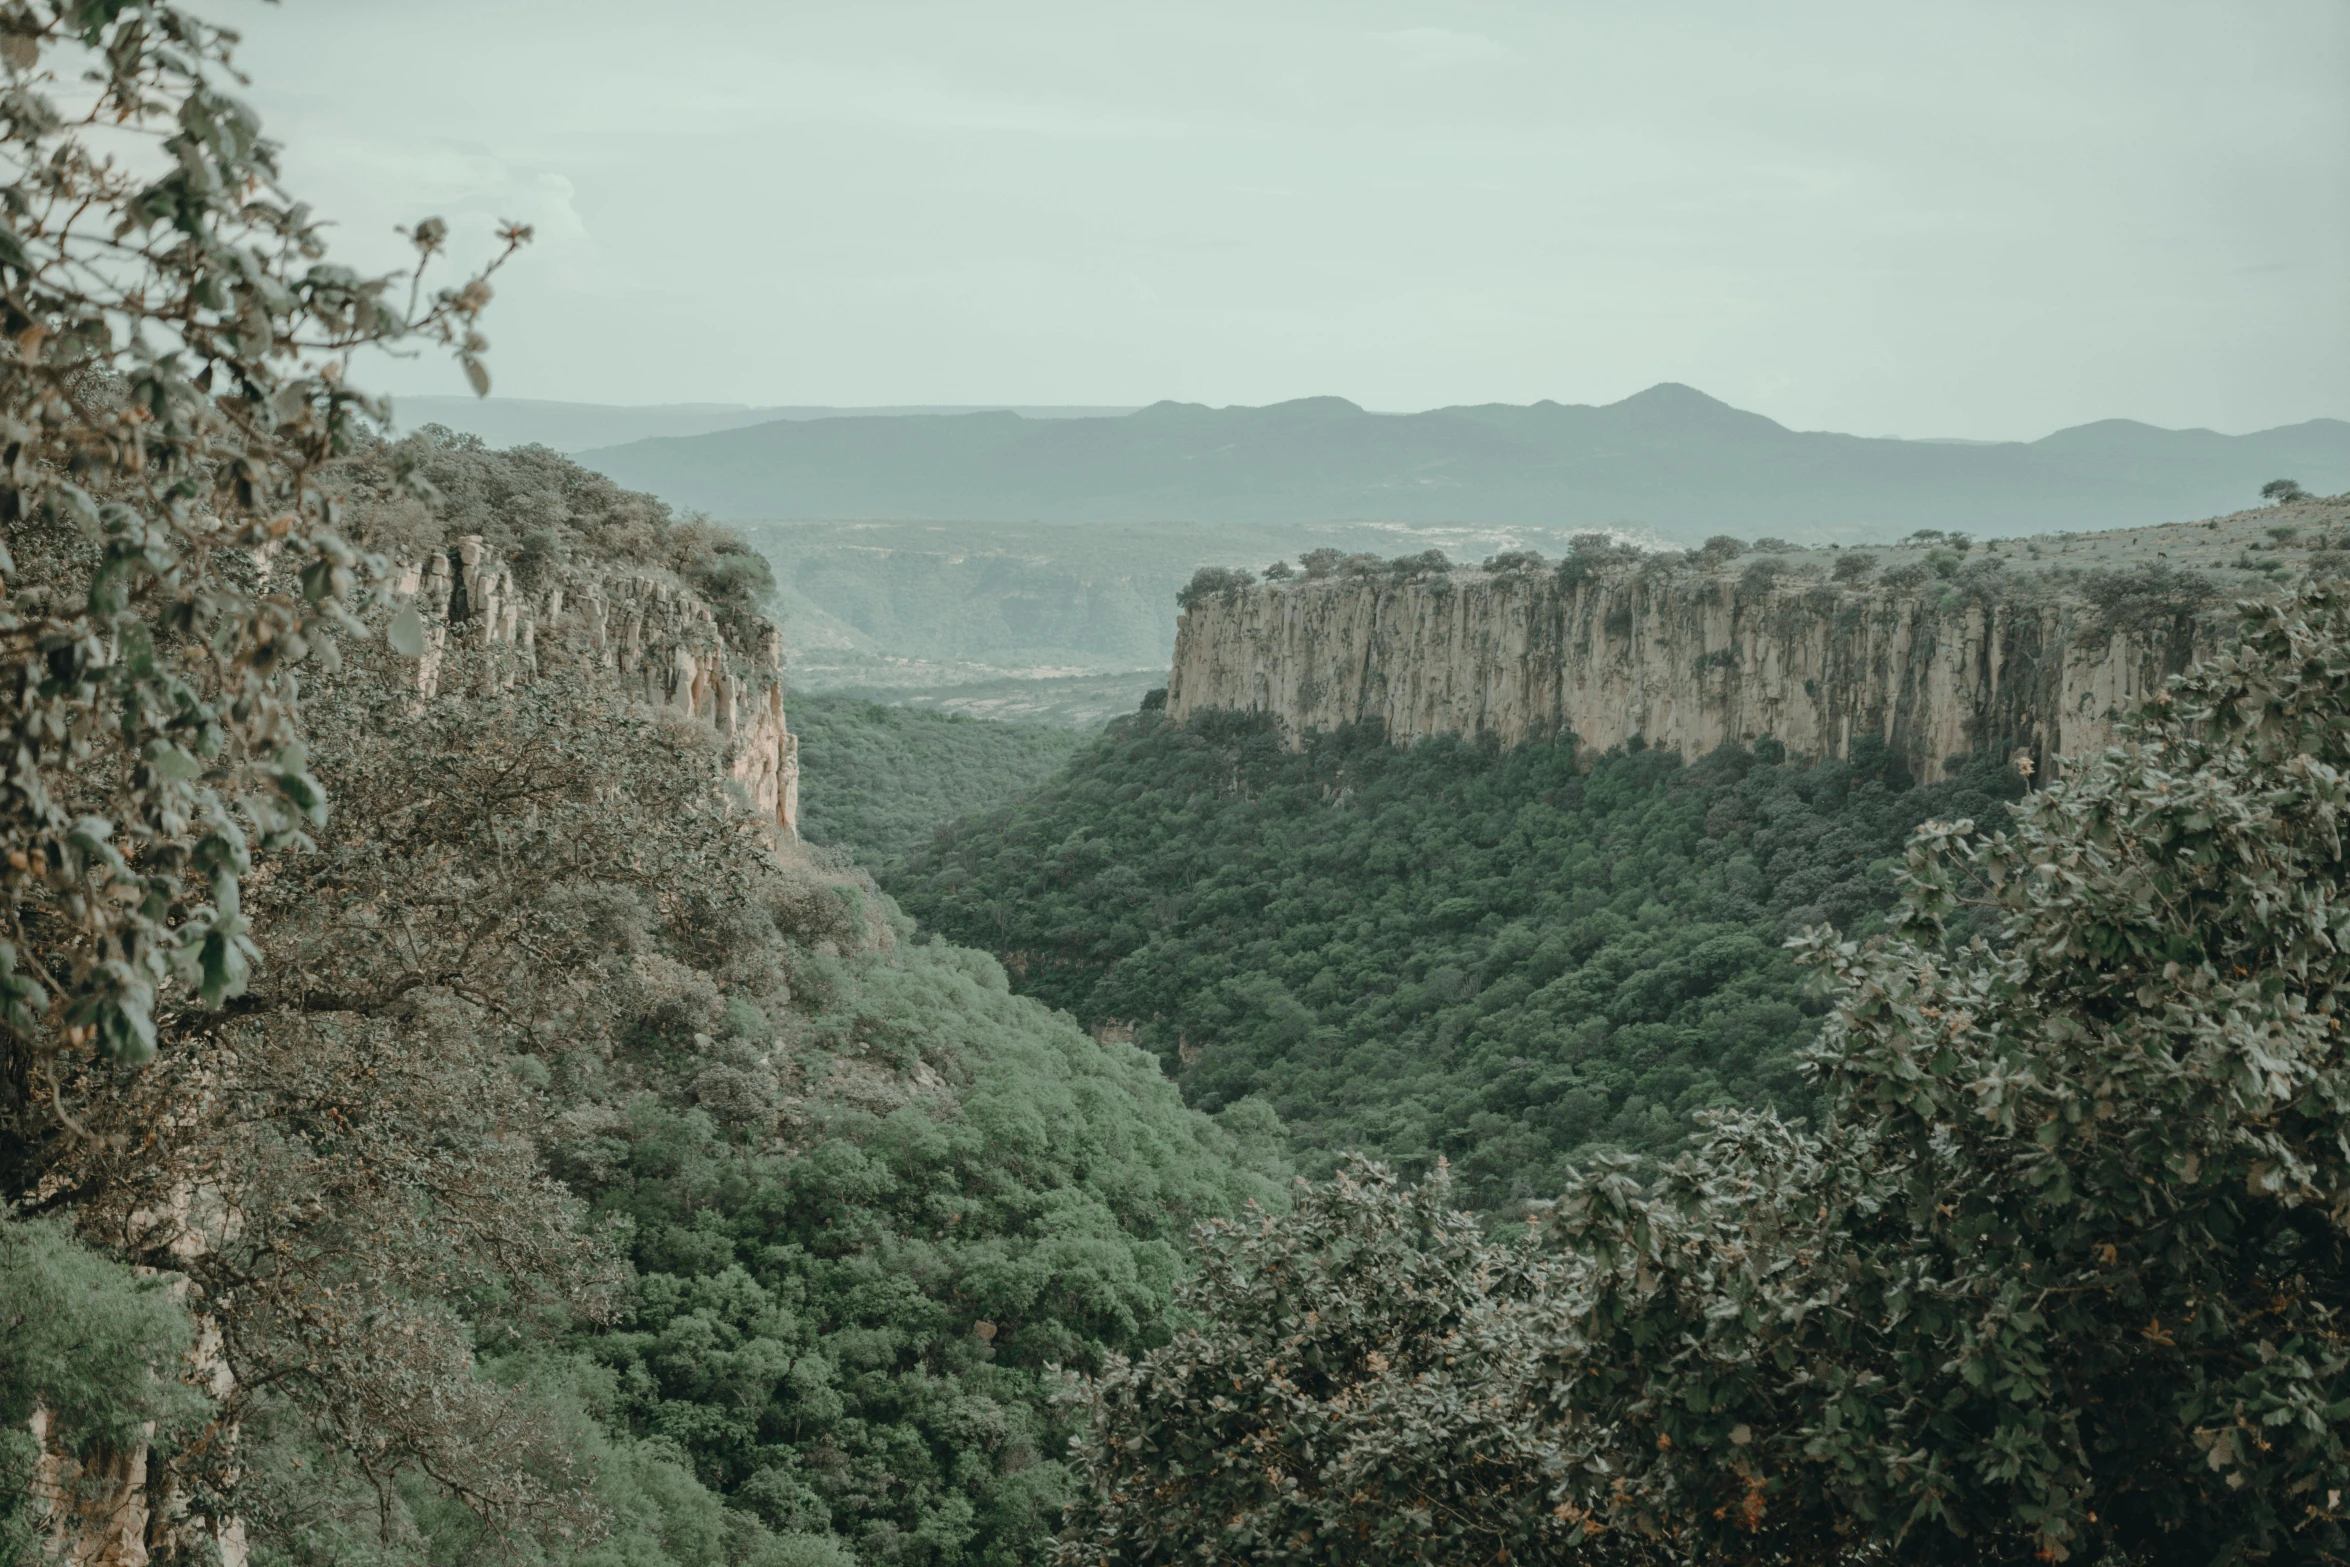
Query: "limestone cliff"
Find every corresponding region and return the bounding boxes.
[1167,564,2207,782]
[396,536,799,835]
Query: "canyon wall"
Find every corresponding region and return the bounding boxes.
[1167,566,2203,782]
[397,536,799,835]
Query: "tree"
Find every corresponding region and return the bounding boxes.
[1057,583,2350,1566]
[2262,478,2308,505]
[1176,565,1255,610]
[0,3,520,1113]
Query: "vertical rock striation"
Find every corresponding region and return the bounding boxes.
[1167,567,2205,781]
[397,536,799,834]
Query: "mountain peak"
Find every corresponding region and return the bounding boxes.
[1602,383,1788,436]
[1618,381,1731,408]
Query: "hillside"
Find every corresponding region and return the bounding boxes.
[789,693,1085,867]
[10,430,1279,1567]
[889,712,2025,1207]
[579,384,2350,540]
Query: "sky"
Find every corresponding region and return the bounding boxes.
[237,0,2350,441]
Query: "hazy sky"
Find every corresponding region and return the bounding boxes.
[239,1,2348,440]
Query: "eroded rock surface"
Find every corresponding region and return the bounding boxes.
[397,536,799,834]
[1168,567,2204,781]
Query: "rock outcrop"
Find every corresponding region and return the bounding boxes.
[1167,566,2208,782]
[397,537,799,835]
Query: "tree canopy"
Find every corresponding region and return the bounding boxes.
[1055,585,2350,1566]
[894,715,2023,1208]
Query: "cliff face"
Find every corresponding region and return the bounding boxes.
[1167,567,2202,782]
[397,536,800,835]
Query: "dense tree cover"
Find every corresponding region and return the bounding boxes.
[790,695,1085,870]
[25,617,1278,1567]
[894,716,2023,1208]
[1057,585,2350,1566]
[0,1215,207,1564]
[0,0,523,1088]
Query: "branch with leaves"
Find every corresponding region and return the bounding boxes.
[0,1,525,1118]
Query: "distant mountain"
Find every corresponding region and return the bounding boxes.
[393,397,1135,454]
[575,384,2350,540]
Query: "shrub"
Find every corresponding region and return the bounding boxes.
[2079,562,2217,632]
[1555,534,1639,590]
[1387,549,1452,580]
[1174,565,1255,610]
[1697,535,1747,565]
[1831,552,1876,582]
[1479,550,1546,575]
[2262,478,2308,505]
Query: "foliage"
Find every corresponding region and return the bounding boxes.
[2264,478,2308,504]
[1175,566,1254,611]
[0,1210,208,1567]
[368,428,778,647]
[0,2,520,1092]
[789,693,1085,871]
[0,1210,202,1452]
[892,716,2023,1209]
[1554,533,1642,590]
[1057,584,2350,1566]
[1385,549,1452,580]
[2079,561,2217,634]
[30,529,1278,1567]
[571,937,1283,1567]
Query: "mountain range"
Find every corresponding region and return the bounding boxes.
[394,397,1133,453]
[573,384,2350,541]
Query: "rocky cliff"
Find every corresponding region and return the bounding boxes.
[397,536,799,835]
[1166,564,2206,782]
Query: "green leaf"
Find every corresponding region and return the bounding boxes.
[387,603,426,658]
[144,741,203,782]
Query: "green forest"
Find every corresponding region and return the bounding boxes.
[891,715,2023,1207]
[789,696,1085,870]
[3,8,2345,1567]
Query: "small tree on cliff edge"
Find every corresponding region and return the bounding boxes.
[0,4,521,1121]
[1056,583,2350,1566]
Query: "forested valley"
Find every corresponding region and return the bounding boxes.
[5,7,2347,1567]
[788,698,1082,873]
[891,716,2023,1207]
